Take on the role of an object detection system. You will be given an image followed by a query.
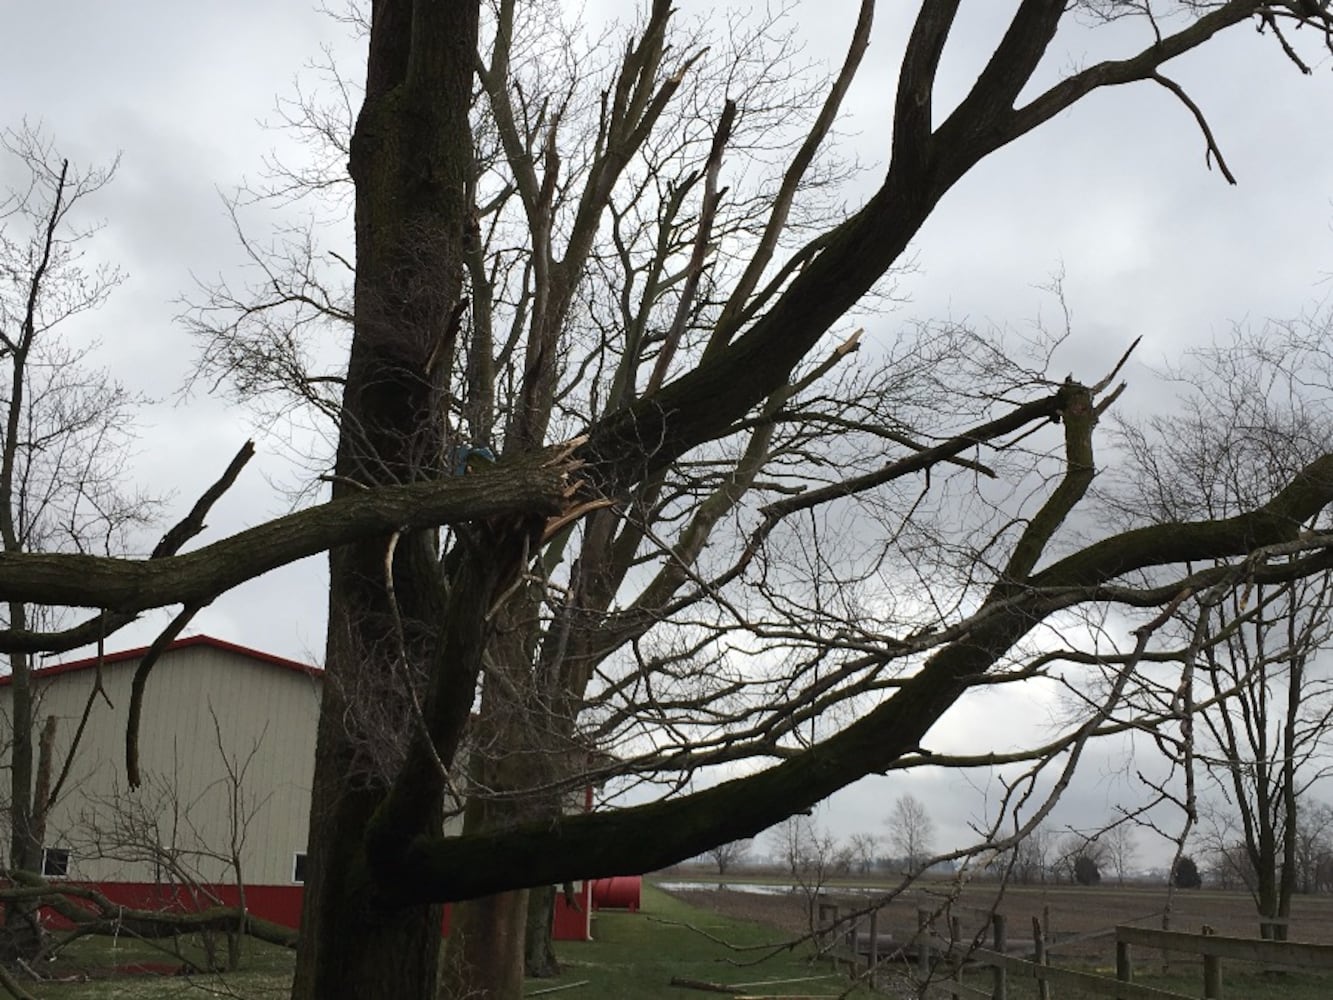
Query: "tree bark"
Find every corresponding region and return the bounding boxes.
[291,2,482,999]
[443,890,529,1000]
[441,591,553,1000]
[1,605,43,962]
[524,886,560,979]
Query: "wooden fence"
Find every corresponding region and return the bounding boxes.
[1115,924,1333,999]
[918,915,1192,1000]
[814,900,1333,1000]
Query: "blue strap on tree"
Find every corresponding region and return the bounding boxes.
[452,444,497,476]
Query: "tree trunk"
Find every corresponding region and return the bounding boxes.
[291,3,482,999]
[442,890,529,1000]
[441,599,550,998]
[1257,865,1280,941]
[292,596,447,999]
[524,886,560,979]
[2,606,43,962]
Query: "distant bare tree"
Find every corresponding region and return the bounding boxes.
[705,838,752,877]
[1295,802,1333,894]
[848,833,880,876]
[1104,823,1137,885]
[768,815,843,930]
[770,815,815,882]
[1013,824,1054,885]
[886,794,935,873]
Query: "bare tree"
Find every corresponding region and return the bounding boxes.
[767,815,844,930]
[1294,801,1333,895]
[0,124,149,960]
[705,838,753,877]
[1104,822,1137,886]
[71,710,271,972]
[0,717,294,991]
[887,794,935,874]
[771,815,817,883]
[0,5,1329,1000]
[1106,325,1333,939]
[848,833,881,876]
[1012,824,1055,886]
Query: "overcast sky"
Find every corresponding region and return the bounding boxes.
[4,2,1332,869]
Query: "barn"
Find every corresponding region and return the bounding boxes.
[0,635,592,940]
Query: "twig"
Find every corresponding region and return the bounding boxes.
[1089,335,1141,394]
[669,976,738,994]
[1257,11,1314,75]
[731,974,840,988]
[525,981,591,996]
[1151,73,1236,184]
[0,963,36,1000]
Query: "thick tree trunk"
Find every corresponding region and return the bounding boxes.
[524,886,560,979]
[441,597,552,999]
[442,890,529,1000]
[291,3,482,999]
[292,594,447,999]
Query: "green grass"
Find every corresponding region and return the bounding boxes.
[979,965,1333,1000]
[11,886,862,999]
[544,884,876,998]
[18,931,294,999]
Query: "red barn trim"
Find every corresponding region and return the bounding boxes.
[0,634,322,686]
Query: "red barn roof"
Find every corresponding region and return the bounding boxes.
[0,634,322,686]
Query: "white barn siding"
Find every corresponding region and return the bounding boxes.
[0,639,321,888]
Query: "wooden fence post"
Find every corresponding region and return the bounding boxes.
[918,908,932,981]
[1203,954,1222,999]
[1116,936,1133,983]
[1032,915,1049,1000]
[1203,923,1221,1000]
[1160,910,1171,975]
[950,915,963,1000]
[868,908,879,988]
[991,913,1007,1000]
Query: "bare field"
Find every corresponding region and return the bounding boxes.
[657,879,1333,965]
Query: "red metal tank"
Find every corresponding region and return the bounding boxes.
[590,875,641,912]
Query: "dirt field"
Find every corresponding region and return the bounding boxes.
[658,879,1333,967]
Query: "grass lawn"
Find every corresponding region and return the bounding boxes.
[19,931,293,999]
[546,884,877,998]
[970,964,1333,1000]
[10,886,865,999]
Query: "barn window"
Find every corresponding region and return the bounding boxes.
[292,852,307,883]
[42,847,70,878]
